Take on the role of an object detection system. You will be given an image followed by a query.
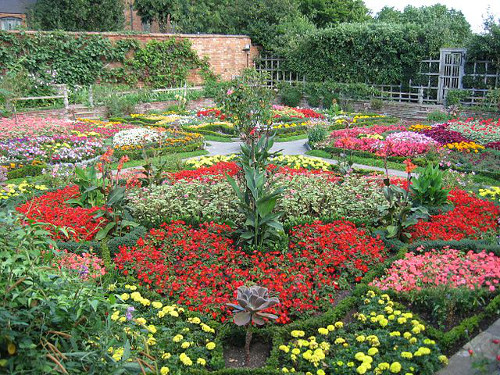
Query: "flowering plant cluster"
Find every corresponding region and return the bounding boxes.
[16,185,109,242]
[421,124,471,145]
[113,128,203,150]
[278,291,446,374]
[71,119,136,138]
[114,220,385,323]
[0,116,74,140]
[0,180,47,201]
[409,189,500,242]
[447,118,500,145]
[371,249,500,293]
[478,186,500,202]
[106,284,219,373]
[52,249,106,280]
[272,105,325,119]
[442,141,485,152]
[196,108,227,120]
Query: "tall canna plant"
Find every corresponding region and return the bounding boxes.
[227,133,284,248]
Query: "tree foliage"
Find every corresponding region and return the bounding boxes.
[376,4,472,48]
[29,0,124,31]
[299,0,371,28]
[467,16,500,66]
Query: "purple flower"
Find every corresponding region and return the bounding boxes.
[126,306,135,321]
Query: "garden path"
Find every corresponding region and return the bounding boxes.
[437,317,500,375]
[204,140,409,178]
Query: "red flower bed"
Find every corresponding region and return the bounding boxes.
[409,189,500,242]
[168,162,340,183]
[168,162,240,182]
[291,108,324,119]
[196,108,227,120]
[16,185,109,242]
[114,220,386,323]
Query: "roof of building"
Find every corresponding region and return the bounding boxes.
[0,0,37,15]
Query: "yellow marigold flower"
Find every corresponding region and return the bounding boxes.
[379,362,390,370]
[438,355,448,365]
[291,330,305,338]
[111,311,120,321]
[181,342,191,349]
[403,332,412,339]
[179,353,192,366]
[125,284,137,291]
[390,362,402,373]
[152,301,163,309]
[355,352,365,361]
[282,368,289,373]
[147,325,157,334]
[197,358,206,366]
[390,331,401,337]
[401,352,413,359]
[292,348,300,355]
[357,365,368,374]
[173,334,183,342]
[188,317,201,324]
[120,293,130,301]
[367,290,376,297]
[107,284,116,291]
[334,338,345,345]
[409,338,417,344]
[135,317,146,325]
[317,370,325,375]
[206,342,216,350]
[318,328,329,335]
[162,352,171,359]
[160,367,169,375]
[368,347,378,356]
[356,335,366,342]
[279,345,290,353]
[335,322,344,329]
[327,324,335,331]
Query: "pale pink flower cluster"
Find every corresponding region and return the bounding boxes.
[370,248,500,292]
[52,250,106,280]
[0,116,73,140]
[330,124,406,138]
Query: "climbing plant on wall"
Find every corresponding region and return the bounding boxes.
[0,31,209,88]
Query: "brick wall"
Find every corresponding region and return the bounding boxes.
[6,30,259,84]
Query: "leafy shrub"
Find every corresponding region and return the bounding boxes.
[103,94,139,117]
[307,125,327,144]
[278,83,302,107]
[427,110,450,123]
[445,89,470,106]
[370,98,384,110]
[410,164,449,207]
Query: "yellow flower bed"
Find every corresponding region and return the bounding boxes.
[186,154,333,171]
[358,133,384,140]
[352,115,385,123]
[409,124,432,132]
[0,181,48,200]
[187,121,235,129]
[443,141,485,153]
[105,284,218,373]
[478,186,500,202]
[278,291,447,374]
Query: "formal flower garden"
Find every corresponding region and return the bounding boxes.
[1,71,500,375]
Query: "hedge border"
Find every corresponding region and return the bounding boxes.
[114,141,204,160]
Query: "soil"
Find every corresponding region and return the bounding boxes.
[224,341,272,368]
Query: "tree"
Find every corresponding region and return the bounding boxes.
[29,0,124,31]
[133,0,174,32]
[299,0,371,28]
[376,4,471,48]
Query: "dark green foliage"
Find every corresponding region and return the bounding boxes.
[375,4,471,48]
[304,81,381,105]
[307,125,327,143]
[446,89,470,106]
[127,39,205,88]
[278,83,302,107]
[286,23,450,84]
[0,32,207,88]
[410,164,450,207]
[102,94,140,117]
[6,164,46,180]
[427,110,451,123]
[299,0,370,28]
[29,0,125,31]
[466,16,500,65]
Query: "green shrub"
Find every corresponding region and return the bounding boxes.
[103,94,139,117]
[410,164,450,207]
[446,89,470,106]
[278,83,302,107]
[427,110,450,123]
[307,125,327,144]
[370,98,384,110]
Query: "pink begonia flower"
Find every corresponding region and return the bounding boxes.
[226,89,234,95]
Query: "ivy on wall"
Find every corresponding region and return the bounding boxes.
[0,31,209,87]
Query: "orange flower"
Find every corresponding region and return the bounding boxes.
[403,159,417,173]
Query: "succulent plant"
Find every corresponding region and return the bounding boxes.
[227,285,280,326]
[226,285,280,367]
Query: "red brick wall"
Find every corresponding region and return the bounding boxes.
[5,30,259,84]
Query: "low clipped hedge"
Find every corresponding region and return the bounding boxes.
[6,163,47,179]
[114,141,204,160]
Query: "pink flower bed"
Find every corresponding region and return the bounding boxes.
[52,249,106,280]
[328,126,437,156]
[370,248,500,292]
[0,116,74,140]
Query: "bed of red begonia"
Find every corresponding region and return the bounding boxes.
[114,220,386,324]
[16,185,109,242]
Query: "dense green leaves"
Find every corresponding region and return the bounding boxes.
[29,0,125,31]
[0,32,206,87]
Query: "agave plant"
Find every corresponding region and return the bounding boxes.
[227,285,280,366]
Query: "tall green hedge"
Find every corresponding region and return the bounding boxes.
[285,22,443,84]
